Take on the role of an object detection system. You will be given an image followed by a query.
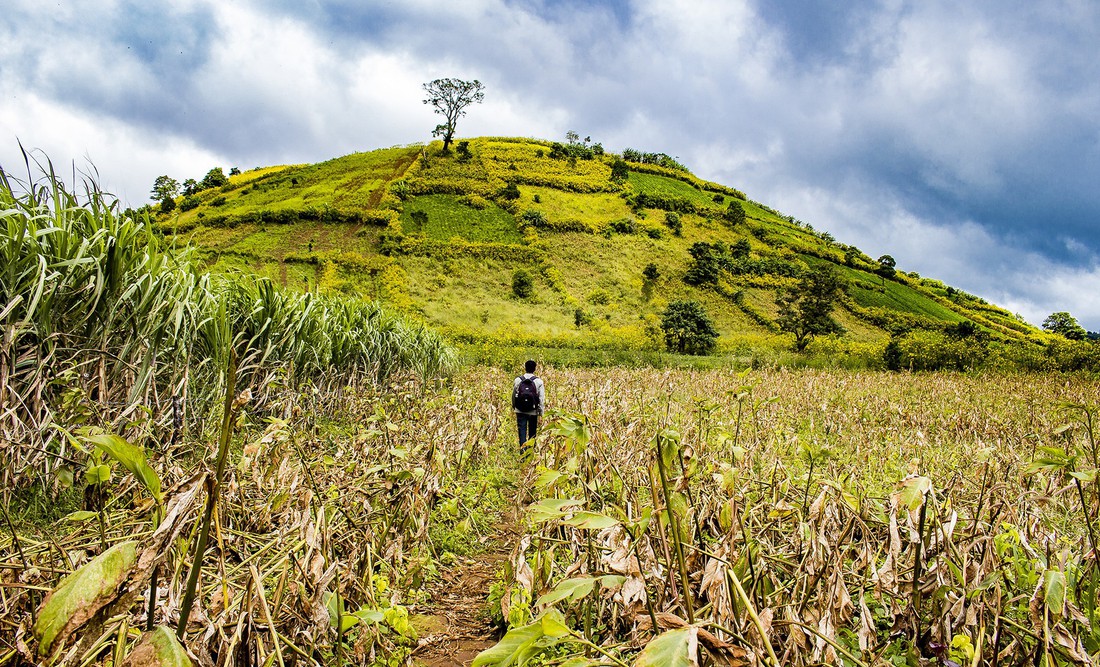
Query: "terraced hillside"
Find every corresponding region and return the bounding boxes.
[156,137,1046,363]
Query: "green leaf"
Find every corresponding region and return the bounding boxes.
[658,429,681,472]
[527,498,583,523]
[894,475,932,512]
[64,511,99,523]
[125,626,193,667]
[56,467,74,489]
[352,609,385,625]
[540,609,572,638]
[534,469,563,488]
[1070,470,1098,483]
[324,591,359,632]
[34,541,138,657]
[562,511,619,530]
[536,577,598,607]
[1044,569,1066,619]
[634,627,698,667]
[85,464,111,485]
[471,620,546,667]
[86,433,162,503]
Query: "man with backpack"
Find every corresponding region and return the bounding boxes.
[512,360,545,448]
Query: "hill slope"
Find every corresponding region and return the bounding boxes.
[156,137,1046,363]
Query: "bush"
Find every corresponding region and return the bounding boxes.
[179,196,200,212]
[500,183,521,201]
[512,269,535,299]
[587,289,611,305]
[608,217,636,234]
[664,211,683,236]
[159,197,176,214]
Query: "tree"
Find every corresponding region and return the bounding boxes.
[661,300,719,355]
[422,78,485,152]
[1043,311,1087,340]
[776,266,845,351]
[725,201,745,226]
[182,179,198,196]
[876,255,896,285]
[200,167,228,190]
[150,176,179,203]
[610,158,629,183]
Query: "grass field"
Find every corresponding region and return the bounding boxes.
[401,194,522,243]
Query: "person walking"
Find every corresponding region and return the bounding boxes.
[512,359,545,448]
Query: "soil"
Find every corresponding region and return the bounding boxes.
[410,519,518,667]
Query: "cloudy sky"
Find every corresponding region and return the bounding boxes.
[2,0,1099,330]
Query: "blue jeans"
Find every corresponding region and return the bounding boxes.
[517,413,539,448]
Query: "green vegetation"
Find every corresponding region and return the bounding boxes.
[139,135,1098,372]
[6,143,1100,666]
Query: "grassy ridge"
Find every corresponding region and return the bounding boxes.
[154,136,1066,368]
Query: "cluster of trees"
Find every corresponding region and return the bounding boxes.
[548,131,605,161]
[150,167,238,213]
[1042,311,1090,340]
[621,148,688,172]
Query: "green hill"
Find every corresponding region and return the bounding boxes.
[155,136,1049,366]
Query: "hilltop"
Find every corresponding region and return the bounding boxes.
[155,136,1050,367]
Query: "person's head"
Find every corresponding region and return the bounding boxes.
[525,359,536,374]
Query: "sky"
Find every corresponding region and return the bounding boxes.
[2,0,1099,331]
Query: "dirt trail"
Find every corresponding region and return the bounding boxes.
[410,516,519,667]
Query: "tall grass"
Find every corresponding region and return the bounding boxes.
[0,157,455,491]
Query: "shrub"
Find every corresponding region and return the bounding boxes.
[210,196,227,207]
[179,196,200,212]
[587,289,611,305]
[512,269,535,299]
[159,197,176,214]
[608,217,636,234]
[574,308,592,327]
[460,194,490,209]
[500,183,521,201]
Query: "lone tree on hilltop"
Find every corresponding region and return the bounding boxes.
[661,300,719,355]
[1043,311,1087,340]
[422,78,485,153]
[776,265,845,351]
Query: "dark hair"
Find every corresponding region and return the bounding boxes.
[525,359,536,373]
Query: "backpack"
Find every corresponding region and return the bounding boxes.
[513,376,540,412]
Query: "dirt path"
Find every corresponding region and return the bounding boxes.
[410,517,519,666]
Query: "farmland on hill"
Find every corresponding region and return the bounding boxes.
[152,136,1096,372]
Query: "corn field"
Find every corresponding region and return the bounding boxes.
[1,161,455,494]
[484,367,1100,666]
[5,363,1100,666]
